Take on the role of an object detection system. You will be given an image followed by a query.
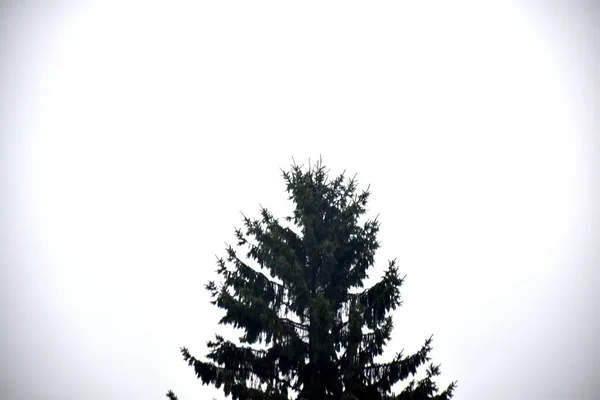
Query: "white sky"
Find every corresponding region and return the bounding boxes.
[1,2,599,399]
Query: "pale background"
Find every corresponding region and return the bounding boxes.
[1,1,599,399]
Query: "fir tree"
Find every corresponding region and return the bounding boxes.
[168,159,456,400]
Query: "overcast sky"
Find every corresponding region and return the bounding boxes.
[1,2,599,399]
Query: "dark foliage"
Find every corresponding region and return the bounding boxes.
[167,159,456,400]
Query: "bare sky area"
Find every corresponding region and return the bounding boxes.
[1,2,599,399]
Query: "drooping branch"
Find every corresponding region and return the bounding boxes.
[364,336,434,393]
[239,209,311,317]
[215,288,307,344]
[350,259,404,329]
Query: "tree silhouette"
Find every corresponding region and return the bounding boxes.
[168,158,456,399]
